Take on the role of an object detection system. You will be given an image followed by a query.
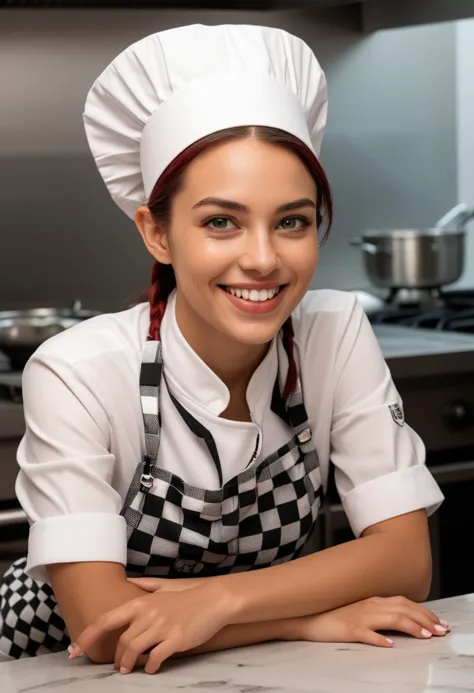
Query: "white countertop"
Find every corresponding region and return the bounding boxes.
[1,593,474,693]
[373,323,474,359]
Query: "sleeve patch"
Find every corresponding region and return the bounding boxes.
[389,403,404,426]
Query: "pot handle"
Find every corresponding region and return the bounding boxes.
[349,238,379,255]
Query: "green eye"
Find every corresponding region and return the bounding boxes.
[278,216,309,230]
[207,217,237,231]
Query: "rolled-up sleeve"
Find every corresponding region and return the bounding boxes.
[16,353,127,584]
[330,296,444,537]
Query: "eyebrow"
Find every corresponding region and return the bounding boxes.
[192,197,316,214]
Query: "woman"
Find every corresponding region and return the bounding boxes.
[0,24,446,673]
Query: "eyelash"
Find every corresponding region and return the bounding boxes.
[202,215,313,232]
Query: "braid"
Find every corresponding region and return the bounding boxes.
[281,316,297,401]
[148,262,176,341]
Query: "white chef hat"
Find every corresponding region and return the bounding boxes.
[83,24,327,220]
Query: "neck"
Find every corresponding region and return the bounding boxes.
[174,294,270,395]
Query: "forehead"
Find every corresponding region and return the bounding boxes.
[180,137,317,203]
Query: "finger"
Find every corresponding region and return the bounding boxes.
[72,604,136,656]
[401,606,448,636]
[114,620,148,671]
[119,630,163,674]
[350,627,394,648]
[144,639,178,674]
[127,578,164,592]
[419,606,450,630]
[380,613,433,640]
[390,597,444,626]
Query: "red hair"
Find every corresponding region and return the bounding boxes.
[146,126,333,401]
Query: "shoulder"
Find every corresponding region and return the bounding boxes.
[292,289,360,345]
[292,289,373,386]
[22,303,150,400]
[26,303,149,369]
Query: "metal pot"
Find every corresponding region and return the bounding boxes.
[350,228,465,290]
[0,300,100,370]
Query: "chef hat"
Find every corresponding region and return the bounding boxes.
[83,24,327,220]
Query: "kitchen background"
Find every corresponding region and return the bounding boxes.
[1,3,473,309]
[1,2,474,599]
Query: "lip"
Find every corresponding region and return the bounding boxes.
[222,282,284,290]
[219,285,288,315]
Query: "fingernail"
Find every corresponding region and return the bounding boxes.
[440,619,450,629]
[421,628,432,638]
[435,624,447,634]
[386,638,394,646]
[120,667,131,675]
[67,643,83,659]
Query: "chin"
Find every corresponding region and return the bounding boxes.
[222,320,286,347]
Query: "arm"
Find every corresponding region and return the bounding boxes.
[16,353,138,661]
[210,509,433,627]
[47,562,149,662]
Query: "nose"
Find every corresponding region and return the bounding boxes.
[239,227,281,276]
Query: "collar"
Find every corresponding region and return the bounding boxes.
[160,292,279,419]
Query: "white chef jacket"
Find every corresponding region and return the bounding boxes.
[15,290,443,583]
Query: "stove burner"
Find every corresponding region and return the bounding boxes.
[387,287,445,307]
[370,290,474,333]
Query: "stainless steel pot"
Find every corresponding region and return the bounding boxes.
[0,300,100,370]
[350,228,465,290]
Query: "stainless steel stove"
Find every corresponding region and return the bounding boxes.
[372,289,474,331]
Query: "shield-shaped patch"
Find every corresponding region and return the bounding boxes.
[389,403,404,426]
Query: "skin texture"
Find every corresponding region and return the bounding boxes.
[47,138,442,673]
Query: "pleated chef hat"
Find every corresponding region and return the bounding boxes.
[83,24,328,220]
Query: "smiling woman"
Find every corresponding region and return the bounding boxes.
[0,23,445,673]
[139,125,332,406]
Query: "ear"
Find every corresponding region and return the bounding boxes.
[135,206,171,265]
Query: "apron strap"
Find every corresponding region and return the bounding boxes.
[165,376,224,488]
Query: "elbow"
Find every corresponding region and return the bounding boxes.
[410,568,432,603]
[404,555,433,603]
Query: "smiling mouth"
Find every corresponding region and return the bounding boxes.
[219,285,286,302]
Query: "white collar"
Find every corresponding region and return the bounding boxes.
[160,292,278,419]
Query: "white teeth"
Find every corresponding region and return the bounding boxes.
[225,286,281,302]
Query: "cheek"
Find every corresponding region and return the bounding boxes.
[287,236,319,278]
[171,240,233,285]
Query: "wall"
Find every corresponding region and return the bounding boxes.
[364,0,474,31]
[455,19,474,287]
[0,9,458,310]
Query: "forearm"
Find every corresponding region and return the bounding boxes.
[83,580,149,663]
[183,619,298,656]
[48,562,147,664]
[216,520,431,626]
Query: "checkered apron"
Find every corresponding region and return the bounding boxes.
[0,335,323,658]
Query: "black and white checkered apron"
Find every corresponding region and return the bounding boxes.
[0,336,323,658]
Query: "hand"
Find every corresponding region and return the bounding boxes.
[69,582,233,674]
[127,576,210,592]
[293,596,450,648]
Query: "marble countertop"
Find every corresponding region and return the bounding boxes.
[1,594,474,693]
